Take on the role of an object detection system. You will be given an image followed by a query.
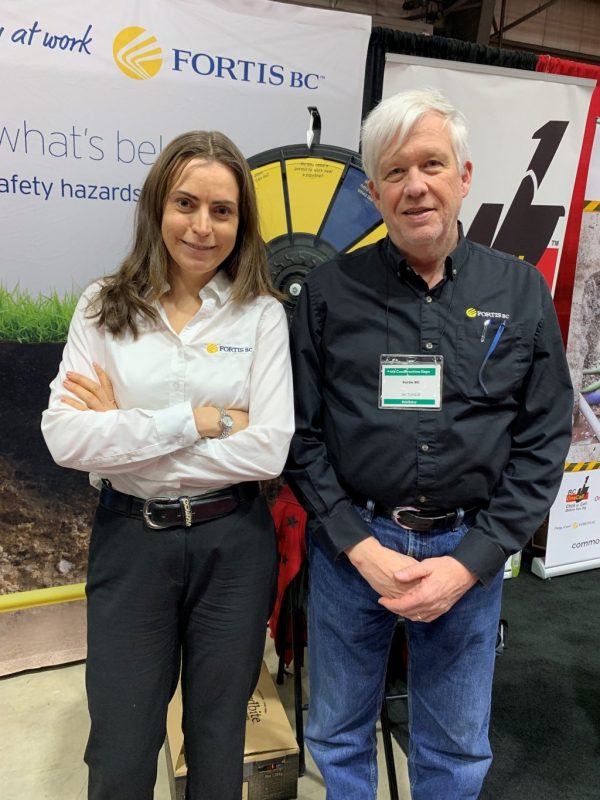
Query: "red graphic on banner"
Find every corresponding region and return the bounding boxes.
[566,475,590,504]
[536,247,559,290]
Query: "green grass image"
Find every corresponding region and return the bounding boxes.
[0,285,79,343]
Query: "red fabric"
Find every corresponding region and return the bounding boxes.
[536,55,600,345]
[268,484,307,664]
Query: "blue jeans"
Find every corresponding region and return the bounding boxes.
[305,510,504,800]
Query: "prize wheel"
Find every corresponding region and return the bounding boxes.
[249,144,387,318]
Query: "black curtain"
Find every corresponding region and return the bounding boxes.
[362,28,539,118]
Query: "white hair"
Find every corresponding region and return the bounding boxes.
[361,88,471,182]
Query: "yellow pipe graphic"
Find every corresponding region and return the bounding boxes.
[0,583,86,613]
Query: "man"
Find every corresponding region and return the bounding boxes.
[284,89,573,799]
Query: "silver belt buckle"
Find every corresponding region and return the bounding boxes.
[180,497,193,527]
[391,505,421,530]
[142,496,172,530]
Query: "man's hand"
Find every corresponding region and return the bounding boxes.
[345,537,420,599]
[379,556,477,622]
[62,362,118,412]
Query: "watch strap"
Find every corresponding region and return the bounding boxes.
[216,406,234,439]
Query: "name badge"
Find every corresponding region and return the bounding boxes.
[379,355,443,411]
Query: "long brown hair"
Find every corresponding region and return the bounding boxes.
[89,131,275,337]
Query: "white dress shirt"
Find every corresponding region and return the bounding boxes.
[41,270,294,499]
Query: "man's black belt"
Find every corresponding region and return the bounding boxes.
[99,481,259,530]
[352,497,478,532]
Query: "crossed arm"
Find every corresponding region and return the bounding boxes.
[62,361,249,438]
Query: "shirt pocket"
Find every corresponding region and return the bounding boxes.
[454,322,529,402]
[196,342,255,408]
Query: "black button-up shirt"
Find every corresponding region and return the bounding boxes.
[284,233,573,584]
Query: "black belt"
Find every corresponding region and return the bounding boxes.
[353,498,478,532]
[99,482,259,530]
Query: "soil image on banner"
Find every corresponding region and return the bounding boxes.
[0,342,96,595]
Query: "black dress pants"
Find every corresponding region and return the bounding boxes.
[84,494,278,800]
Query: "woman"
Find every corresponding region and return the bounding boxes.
[41,131,294,800]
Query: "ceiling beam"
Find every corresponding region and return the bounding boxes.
[490,0,560,41]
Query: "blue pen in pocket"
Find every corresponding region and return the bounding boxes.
[478,321,506,395]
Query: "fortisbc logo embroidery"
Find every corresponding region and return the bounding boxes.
[465,307,510,320]
[113,27,163,80]
[206,343,253,353]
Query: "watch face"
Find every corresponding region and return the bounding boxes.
[222,413,234,430]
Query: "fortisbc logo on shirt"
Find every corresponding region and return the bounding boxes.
[465,307,511,320]
[206,342,253,353]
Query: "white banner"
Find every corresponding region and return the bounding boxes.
[382,56,594,295]
[0,0,370,296]
[546,467,600,568]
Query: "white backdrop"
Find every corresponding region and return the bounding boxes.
[0,0,370,296]
[382,55,594,295]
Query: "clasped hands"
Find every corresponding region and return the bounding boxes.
[345,536,477,623]
[62,363,249,437]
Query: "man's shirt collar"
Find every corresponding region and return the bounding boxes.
[384,222,469,284]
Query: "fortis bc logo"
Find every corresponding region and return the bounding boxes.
[113,27,162,80]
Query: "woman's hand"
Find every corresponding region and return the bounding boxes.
[193,407,249,438]
[62,362,118,412]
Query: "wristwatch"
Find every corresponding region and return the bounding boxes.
[216,407,234,439]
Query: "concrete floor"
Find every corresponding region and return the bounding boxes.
[0,620,409,799]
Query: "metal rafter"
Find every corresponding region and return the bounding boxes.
[491,0,560,41]
[441,0,479,15]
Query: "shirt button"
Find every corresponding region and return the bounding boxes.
[425,296,433,303]
[420,444,429,452]
[425,342,433,350]
[418,495,427,503]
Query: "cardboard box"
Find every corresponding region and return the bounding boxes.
[166,661,299,800]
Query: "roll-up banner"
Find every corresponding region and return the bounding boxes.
[382,55,594,296]
[0,0,370,612]
[538,120,600,579]
[542,463,600,576]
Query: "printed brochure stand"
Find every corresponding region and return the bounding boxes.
[532,462,600,578]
